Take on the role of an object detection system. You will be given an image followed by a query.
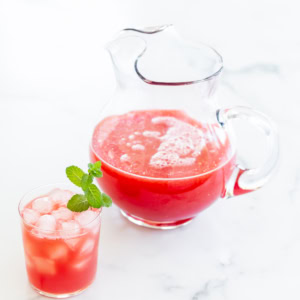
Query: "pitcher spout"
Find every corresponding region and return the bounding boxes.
[122,24,172,34]
[106,25,173,87]
[106,35,147,87]
[106,24,222,89]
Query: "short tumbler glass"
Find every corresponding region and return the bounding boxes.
[18,183,102,298]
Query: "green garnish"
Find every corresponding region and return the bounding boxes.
[66,161,112,212]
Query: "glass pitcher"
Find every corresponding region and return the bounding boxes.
[90,25,278,229]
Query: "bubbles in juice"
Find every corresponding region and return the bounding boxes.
[90,110,236,223]
[92,110,234,178]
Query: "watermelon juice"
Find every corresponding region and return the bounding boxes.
[90,110,236,227]
[19,185,101,297]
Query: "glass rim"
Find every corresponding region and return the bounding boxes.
[135,46,223,86]
[18,182,102,233]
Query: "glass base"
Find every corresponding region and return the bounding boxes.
[31,284,89,298]
[120,210,194,230]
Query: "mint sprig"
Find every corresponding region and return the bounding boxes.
[66,162,112,212]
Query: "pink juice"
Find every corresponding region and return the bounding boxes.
[90,110,236,224]
[20,188,101,296]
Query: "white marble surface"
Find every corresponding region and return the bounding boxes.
[1,0,299,299]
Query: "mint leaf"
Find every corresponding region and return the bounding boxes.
[66,166,84,187]
[66,161,111,212]
[88,161,101,170]
[88,161,103,178]
[67,194,89,212]
[85,183,102,208]
[81,174,93,191]
[101,193,112,207]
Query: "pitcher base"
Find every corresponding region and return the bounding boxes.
[120,210,194,229]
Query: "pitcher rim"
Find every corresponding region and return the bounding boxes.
[126,24,224,86]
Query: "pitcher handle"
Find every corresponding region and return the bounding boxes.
[216,106,279,197]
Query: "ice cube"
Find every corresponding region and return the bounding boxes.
[23,208,40,225]
[24,239,41,256]
[52,207,73,221]
[80,239,95,255]
[45,244,69,261]
[49,189,74,206]
[73,257,91,270]
[60,220,81,236]
[32,256,56,275]
[30,228,44,239]
[75,210,100,235]
[32,197,53,214]
[60,220,80,240]
[24,254,34,269]
[75,210,98,227]
[60,220,81,250]
[64,238,81,251]
[91,224,100,236]
[37,215,56,232]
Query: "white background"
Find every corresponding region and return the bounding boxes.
[1,0,300,299]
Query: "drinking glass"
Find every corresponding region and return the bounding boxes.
[19,183,102,298]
